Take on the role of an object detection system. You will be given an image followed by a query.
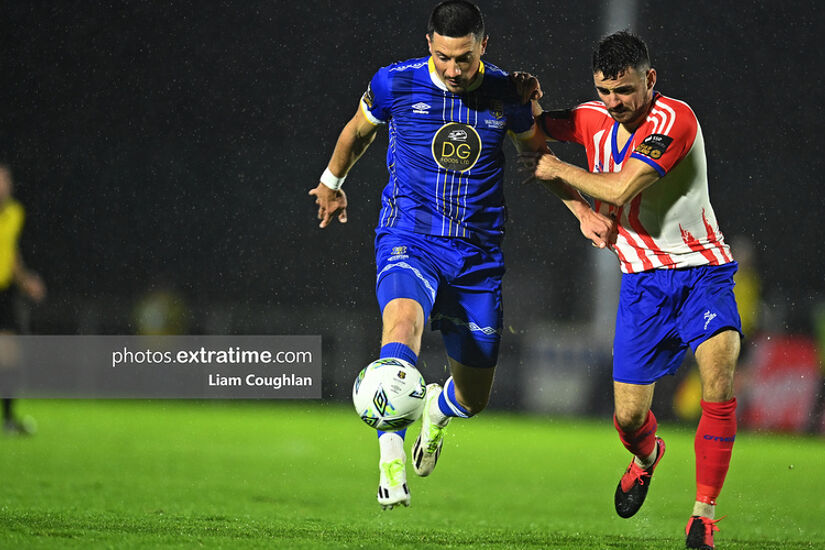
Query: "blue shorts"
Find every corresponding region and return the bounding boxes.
[375,228,504,368]
[613,262,742,385]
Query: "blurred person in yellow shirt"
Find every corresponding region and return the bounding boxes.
[0,163,46,434]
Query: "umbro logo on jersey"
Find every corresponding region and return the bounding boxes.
[412,102,431,114]
[703,310,717,330]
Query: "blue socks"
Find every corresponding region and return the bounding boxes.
[377,342,418,440]
[437,376,472,418]
[379,342,417,366]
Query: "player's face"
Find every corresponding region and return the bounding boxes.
[427,32,487,93]
[593,66,656,128]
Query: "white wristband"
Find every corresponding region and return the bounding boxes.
[320,167,346,190]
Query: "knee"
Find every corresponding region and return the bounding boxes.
[382,299,424,344]
[384,316,420,342]
[702,372,735,402]
[697,331,739,401]
[614,408,648,432]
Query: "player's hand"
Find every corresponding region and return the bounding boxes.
[517,151,540,185]
[517,151,559,185]
[580,209,617,250]
[510,71,543,104]
[534,152,562,181]
[309,183,348,228]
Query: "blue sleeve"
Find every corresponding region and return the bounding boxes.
[360,67,392,125]
[507,101,535,135]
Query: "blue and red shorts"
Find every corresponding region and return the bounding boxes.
[613,262,742,385]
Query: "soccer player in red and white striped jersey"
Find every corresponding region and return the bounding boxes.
[536,82,731,275]
[523,31,741,549]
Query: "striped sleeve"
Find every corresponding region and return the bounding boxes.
[540,101,607,146]
[630,99,698,176]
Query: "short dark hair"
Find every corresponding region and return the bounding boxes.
[592,31,650,79]
[427,0,485,42]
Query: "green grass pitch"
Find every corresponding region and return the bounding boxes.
[0,400,823,549]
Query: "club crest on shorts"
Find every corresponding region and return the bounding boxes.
[389,245,408,261]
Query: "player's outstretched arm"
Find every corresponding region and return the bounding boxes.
[529,152,659,208]
[309,107,379,229]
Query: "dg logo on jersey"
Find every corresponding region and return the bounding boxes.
[431,122,481,172]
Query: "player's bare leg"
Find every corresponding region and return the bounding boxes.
[413,358,495,476]
[613,382,655,432]
[686,330,739,548]
[381,298,425,355]
[375,298,425,509]
[613,381,666,518]
[695,330,738,403]
[449,358,496,415]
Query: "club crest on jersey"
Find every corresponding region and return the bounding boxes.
[634,133,673,160]
[489,100,504,120]
[431,122,481,172]
[412,102,431,114]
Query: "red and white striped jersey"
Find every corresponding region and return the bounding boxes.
[541,92,733,274]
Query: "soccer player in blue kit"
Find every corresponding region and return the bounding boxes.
[310,0,614,509]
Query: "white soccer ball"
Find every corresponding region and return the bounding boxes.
[352,358,426,431]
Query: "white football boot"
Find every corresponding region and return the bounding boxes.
[412,384,449,477]
[377,432,410,509]
[377,455,411,509]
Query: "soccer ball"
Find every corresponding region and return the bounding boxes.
[352,358,426,431]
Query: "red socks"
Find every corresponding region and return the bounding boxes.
[614,409,658,458]
[694,398,737,505]
[614,399,737,506]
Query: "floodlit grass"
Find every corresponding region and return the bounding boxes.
[0,400,823,549]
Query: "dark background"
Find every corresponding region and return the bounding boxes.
[0,1,821,341]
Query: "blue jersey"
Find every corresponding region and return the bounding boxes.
[360,57,535,244]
